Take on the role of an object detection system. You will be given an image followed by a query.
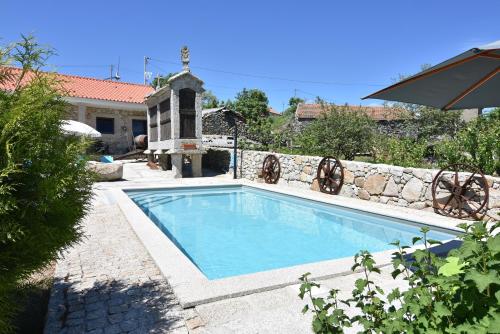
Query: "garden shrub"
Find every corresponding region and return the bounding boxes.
[296,105,376,160]
[435,109,500,175]
[373,136,429,168]
[299,222,500,333]
[0,36,93,333]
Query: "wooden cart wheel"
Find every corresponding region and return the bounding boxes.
[431,163,489,219]
[316,156,344,195]
[262,155,281,184]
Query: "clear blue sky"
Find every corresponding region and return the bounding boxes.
[2,0,499,111]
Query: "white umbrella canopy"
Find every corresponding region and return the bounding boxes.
[61,120,101,138]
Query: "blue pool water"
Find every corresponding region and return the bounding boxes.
[127,186,455,280]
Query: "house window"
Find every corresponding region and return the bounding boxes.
[96,117,114,134]
[132,119,147,137]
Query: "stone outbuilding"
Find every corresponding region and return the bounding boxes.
[145,47,206,178]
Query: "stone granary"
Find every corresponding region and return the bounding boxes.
[145,47,206,178]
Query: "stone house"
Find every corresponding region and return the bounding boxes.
[0,66,154,154]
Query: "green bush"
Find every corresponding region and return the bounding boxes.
[374,136,429,168]
[435,109,500,175]
[0,37,93,332]
[296,105,376,160]
[299,222,500,333]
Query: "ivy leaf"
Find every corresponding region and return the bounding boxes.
[302,304,309,314]
[355,279,367,291]
[434,301,452,317]
[427,239,443,245]
[464,269,498,292]
[487,234,500,252]
[438,257,467,277]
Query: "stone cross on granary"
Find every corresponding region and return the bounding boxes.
[181,46,190,72]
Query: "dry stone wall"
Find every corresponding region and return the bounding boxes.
[225,149,500,220]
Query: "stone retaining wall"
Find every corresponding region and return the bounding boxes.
[214,148,500,220]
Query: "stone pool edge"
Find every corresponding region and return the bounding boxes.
[111,179,463,308]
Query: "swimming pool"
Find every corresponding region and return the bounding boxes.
[127,185,455,280]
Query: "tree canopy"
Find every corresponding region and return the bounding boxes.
[297,104,376,160]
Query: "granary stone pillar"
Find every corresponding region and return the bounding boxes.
[191,154,202,177]
[171,153,183,178]
[171,90,180,139]
[195,93,203,138]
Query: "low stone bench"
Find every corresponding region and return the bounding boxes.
[87,161,123,181]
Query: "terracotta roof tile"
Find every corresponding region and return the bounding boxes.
[268,107,281,116]
[0,66,154,104]
[295,103,405,121]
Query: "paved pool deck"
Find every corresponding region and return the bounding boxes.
[45,162,458,333]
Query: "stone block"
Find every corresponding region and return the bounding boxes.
[401,178,424,203]
[354,177,365,187]
[411,168,426,179]
[87,162,123,181]
[302,165,313,175]
[383,177,399,197]
[310,178,320,191]
[379,196,390,204]
[409,201,427,210]
[364,174,386,195]
[488,188,500,209]
[343,169,354,184]
[358,189,370,200]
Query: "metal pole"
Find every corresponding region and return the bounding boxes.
[143,56,149,85]
[233,123,238,179]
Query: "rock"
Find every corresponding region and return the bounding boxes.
[358,189,370,200]
[424,185,433,201]
[397,198,409,207]
[488,188,500,209]
[485,176,495,187]
[87,162,123,181]
[411,168,426,179]
[343,169,354,184]
[383,177,399,197]
[303,165,313,175]
[310,178,320,191]
[486,208,500,222]
[423,172,433,183]
[340,185,355,198]
[294,156,303,164]
[390,166,404,177]
[401,178,424,202]
[409,201,427,210]
[300,172,309,182]
[379,196,390,204]
[354,177,365,187]
[364,174,386,195]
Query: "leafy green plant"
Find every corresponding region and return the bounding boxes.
[296,105,376,160]
[299,222,500,333]
[0,36,93,333]
[373,136,429,168]
[435,109,500,175]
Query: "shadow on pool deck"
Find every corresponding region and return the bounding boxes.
[45,277,186,333]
